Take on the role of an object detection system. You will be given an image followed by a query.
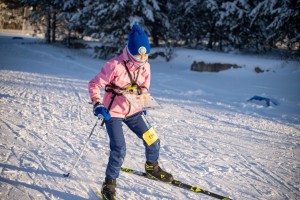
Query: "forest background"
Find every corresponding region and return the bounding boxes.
[1,0,299,59]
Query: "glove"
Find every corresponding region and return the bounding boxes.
[93,103,111,120]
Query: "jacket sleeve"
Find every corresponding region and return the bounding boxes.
[88,62,116,104]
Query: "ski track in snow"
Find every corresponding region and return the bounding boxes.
[1,35,300,200]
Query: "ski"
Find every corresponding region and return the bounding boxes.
[121,167,232,200]
[92,189,102,200]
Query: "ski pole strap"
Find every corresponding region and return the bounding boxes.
[105,83,124,96]
[123,60,139,83]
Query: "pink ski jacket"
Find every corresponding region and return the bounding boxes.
[88,48,151,118]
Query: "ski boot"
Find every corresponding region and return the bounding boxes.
[101,178,116,200]
[145,161,173,182]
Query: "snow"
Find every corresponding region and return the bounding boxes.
[0,33,300,200]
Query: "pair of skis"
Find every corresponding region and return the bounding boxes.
[93,167,231,199]
[119,167,231,199]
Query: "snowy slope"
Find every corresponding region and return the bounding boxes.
[0,34,300,200]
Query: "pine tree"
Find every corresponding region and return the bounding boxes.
[18,0,61,43]
[78,0,172,55]
[218,0,252,50]
[171,0,223,49]
[217,0,300,52]
[261,0,300,50]
[59,0,84,46]
[171,1,205,47]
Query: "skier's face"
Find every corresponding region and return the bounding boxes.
[134,54,148,61]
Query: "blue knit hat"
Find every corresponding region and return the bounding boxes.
[127,25,150,55]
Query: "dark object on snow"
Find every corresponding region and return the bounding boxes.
[255,67,264,73]
[191,61,241,72]
[12,37,23,40]
[248,96,278,107]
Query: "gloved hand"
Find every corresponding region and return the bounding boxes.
[143,109,147,116]
[93,103,111,120]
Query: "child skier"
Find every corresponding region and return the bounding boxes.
[88,25,173,200]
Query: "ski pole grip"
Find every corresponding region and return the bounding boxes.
[97,115,105,126]
[100,119,105,126]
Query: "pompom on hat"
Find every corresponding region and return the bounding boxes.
[127,25,150,56]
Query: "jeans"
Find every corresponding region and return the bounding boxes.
[104,111,160,179]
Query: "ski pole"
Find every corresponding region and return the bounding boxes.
[63,115,104,177]
[63,94,116,177]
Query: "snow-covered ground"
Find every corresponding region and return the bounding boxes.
[0,34,299,200]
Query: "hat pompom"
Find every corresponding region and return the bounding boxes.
[127,25,150,55]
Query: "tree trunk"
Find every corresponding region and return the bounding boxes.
[51,11,56,43]
[219,35,223,51]
[207,20,216,49]
[45,11,51,43]
[152,32,159,47]
[67,29,71,47]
